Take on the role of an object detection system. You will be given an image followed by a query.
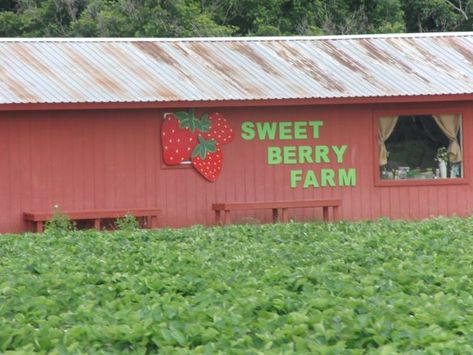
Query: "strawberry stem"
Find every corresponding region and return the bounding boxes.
[192,136,216,160]
[174,110,201,133]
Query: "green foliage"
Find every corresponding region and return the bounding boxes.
[2,0,473,37]
[2,218,473,352]
[44,210,76,235]
[114,214,139,231]
[402,0,467,32]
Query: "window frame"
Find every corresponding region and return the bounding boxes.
[373,108,468,187]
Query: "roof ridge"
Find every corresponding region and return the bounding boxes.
[0,31,473,43]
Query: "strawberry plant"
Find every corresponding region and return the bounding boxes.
[2,217,473,352]
[114,214,139,231]
[44,208,76,236]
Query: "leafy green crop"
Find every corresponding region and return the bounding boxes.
[2,218,473,353]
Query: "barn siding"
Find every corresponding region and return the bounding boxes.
[0,101,472,233]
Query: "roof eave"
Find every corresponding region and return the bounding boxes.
[1,31,473,43]
[1,94,473,111]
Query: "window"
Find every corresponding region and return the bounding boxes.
[378,114,463,181]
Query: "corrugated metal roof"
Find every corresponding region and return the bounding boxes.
[1,32,473,105]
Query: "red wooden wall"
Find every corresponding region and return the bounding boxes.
[0,100,472,233]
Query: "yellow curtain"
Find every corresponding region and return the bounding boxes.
[433,114,462,163]
[379,116,399,166]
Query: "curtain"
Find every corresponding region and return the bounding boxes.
[433,114,462,163]
[379,116,399,166]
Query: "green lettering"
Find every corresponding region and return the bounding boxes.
[279,122,292,140]
[339,168,357,186]
[315,145,330,163]
[294,121,308,139]
[332,145,347,163]
[256,122,277,140]
[290,170,303,188]
[298,146,313,164]
[308,121,323,139]
[283,146,297,164]
[303,170,319,188]
[268,147,282,165]
[320,169,336,187]
[241,122,255,140]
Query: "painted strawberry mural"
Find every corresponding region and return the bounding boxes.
[200,113,235,146]
[161,110,234,182]
[191,136,223,182]
[161,111,200,165]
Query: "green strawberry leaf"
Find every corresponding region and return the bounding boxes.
[174,110,201,133]
[199,113,210,132]
[174,111,189,122]
[192,135,216,160]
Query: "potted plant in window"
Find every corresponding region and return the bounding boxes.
[435,147,449,178]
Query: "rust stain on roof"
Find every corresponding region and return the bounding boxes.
[398,38,465,80]
[359,39,431,85]
[230,42,280,76]
[0,63,39,102]
[188,42,236,75]
[317,40,395,93]
[383,38,405,53]
[171,42,191,57]
[65,45,125,94]
[318,41,367,73]
[133,42,177,67]
[10,43,55,76]
[188,42,265,96]
[273,42,346,93]
[359,38,414,73]
[445,37,473,66]
[102,43,181,99]
[296,58,347,93]
[10,43,86,101]
[131,42,201,89]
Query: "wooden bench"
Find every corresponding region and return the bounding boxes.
[24,208,161,233]
[212,199,341,225]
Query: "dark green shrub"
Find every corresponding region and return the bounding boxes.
[44,208,76,235]
[115,214,139,231]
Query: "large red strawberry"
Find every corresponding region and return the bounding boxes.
[161,111,201,165]
[200,113,234,146]
[191,136,223,182]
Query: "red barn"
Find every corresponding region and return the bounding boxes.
[1,32,473,233]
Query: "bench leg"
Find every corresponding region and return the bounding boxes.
[323,207,329,222]
[148,215,158,229]
[281,208,288,223]
[223,210,231,225]
[94,219,101,230]
[36,221,44,233]
[215,210,222,226]
[27,220,34,233]
[333,206,339,222]
[272,208,279,223]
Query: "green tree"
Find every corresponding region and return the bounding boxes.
[1,0,473,38]
[323,0,404,34]
[402,0,473,32]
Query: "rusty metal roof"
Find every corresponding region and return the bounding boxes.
[1,32,473,105]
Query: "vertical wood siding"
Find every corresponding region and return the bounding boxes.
[0,101,471,233]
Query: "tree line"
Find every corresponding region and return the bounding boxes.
[1,0,472,37]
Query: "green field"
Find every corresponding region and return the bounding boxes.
[1,218,473,353]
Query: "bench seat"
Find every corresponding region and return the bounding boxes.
[212,199,341,225]
[24,208,161,232]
